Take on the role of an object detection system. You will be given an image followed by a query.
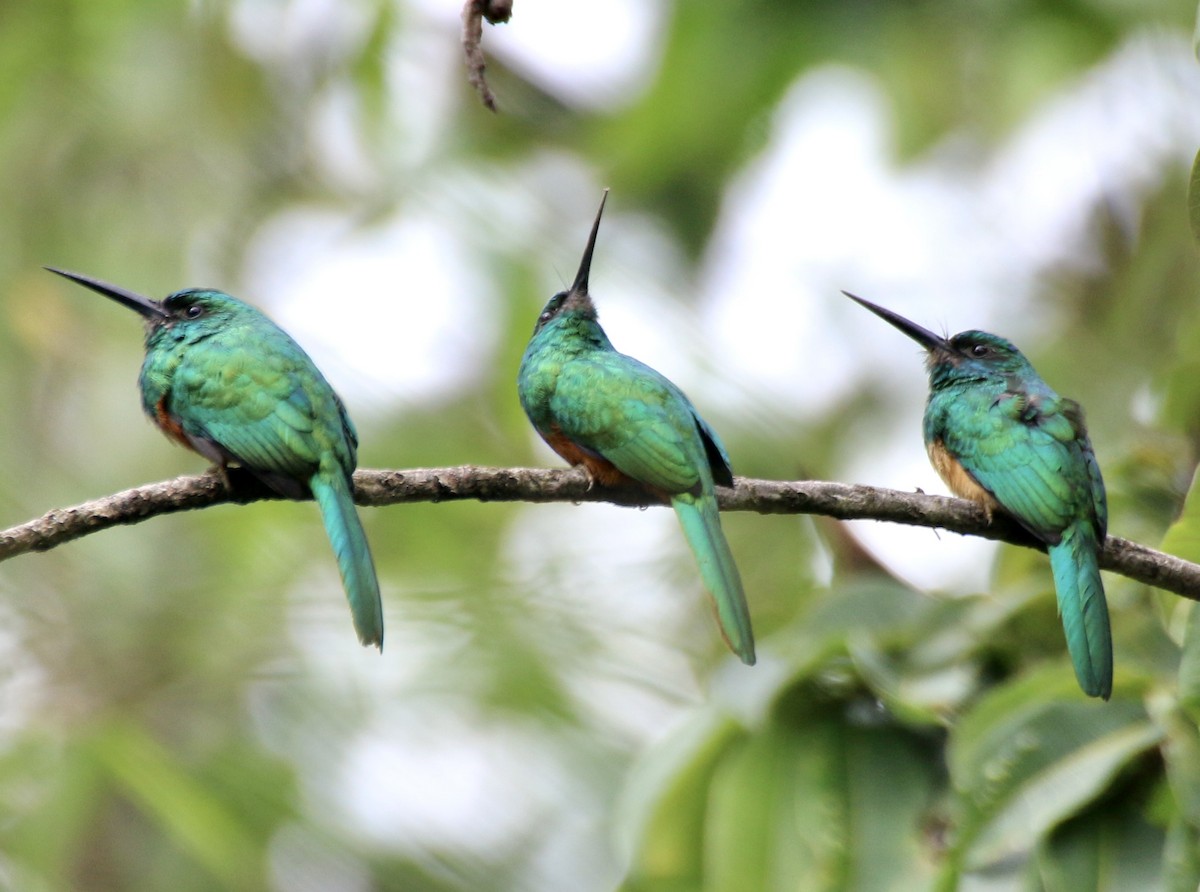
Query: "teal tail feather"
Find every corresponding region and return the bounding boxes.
[672,491,756,665]
[1048,521,1112,699]
[311,469,384,649]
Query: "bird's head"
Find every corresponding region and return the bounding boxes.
[530,190,607,336]
[46,268,255,339]
[842,292,1032,383]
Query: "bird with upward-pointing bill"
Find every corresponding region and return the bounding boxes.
[517,193,756,664]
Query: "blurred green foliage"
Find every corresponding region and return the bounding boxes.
[0,1,1199,890]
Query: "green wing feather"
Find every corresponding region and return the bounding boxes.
[547,352,754,664]
[163,329,379,647]
[172,347,352,479]
[548,355,704,492]
[931,387,1111,697]
[935,391,1099,542]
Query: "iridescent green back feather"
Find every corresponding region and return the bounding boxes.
[141,290,383,647]
[519,292,754,664]
[924,332,1111,698]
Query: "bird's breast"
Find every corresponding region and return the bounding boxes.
[541,428,623,485]
[151,396,192,450]
[927,438,1001,518]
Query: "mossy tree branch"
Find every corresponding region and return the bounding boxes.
[0,466,1194,599]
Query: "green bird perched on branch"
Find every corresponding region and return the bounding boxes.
[517,193,756,665]
[48,268,384,649]
[845,292,1112,699]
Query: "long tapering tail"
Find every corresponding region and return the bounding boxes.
[672,491,756,665]
[1048,521,1112,699]
[310,468,384,649]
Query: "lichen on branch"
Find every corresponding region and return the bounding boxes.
[1,466,1196,600]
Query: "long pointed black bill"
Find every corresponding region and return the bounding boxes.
[842,291,947,353]
[45,267,169,320]
[569,189,609,297]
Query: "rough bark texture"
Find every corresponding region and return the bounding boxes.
[462,0,513,111]
[1,465,1196,600]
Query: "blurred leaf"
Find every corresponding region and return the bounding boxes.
[622,691,945,892]
[1164,812,1200,892]
[1189,147,1200,244]
[91,722,263,890]
[849,632,972,727]
[1160,705,1200,831]
[1194,2,1200,60]
[1161,466,1200,567]
[619,713,746,890]
[789,579,1009,723]
[1037,803,1167,892]
[782,580,933,675]
[946,669,1161,874]
[704,713,939,892]
[0,734,107,888]
[1181,599,1200,721]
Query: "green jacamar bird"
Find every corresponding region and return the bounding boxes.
[517,193,755,665]
[845,292,1112,699]
[48,267,384,649]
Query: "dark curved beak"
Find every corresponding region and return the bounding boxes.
[569,189,608,298]
[45,267,169,320]
[842,291,948,353]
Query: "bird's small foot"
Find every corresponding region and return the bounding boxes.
[212,465,233,492]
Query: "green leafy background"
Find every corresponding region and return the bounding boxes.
[1,1,1200,890]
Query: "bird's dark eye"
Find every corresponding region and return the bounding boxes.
[185,305,204,319]
[539,310,552,323]
[971,344,989,357]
